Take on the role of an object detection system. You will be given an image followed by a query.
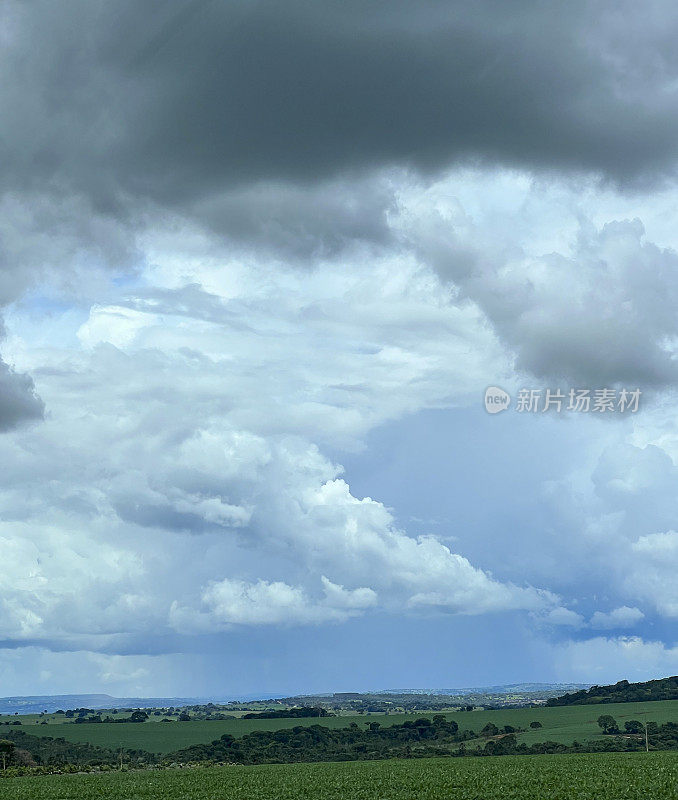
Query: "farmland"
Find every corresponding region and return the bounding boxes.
[11,699,678,754]
[2,752,678,800]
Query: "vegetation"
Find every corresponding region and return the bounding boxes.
[163,717,678,766]
[242,707,331,720]
[547,676,678,706]
[597,715,620,735]
[2,753,678,799]
[74,710,149,725]
[167,714,469,764]
[0,730,148,768]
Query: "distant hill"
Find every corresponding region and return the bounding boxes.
[0,683,593,715]
[428,683,590,696]
[0,694,208,715]
[272,684,592,711]
[546,676,678,706]
[279,683,588,700]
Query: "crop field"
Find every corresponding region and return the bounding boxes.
[13,699,678,754]
[3,752,678,799]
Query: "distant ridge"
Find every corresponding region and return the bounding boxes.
[373,683,590,696]
[0,683,594,715]
[546,676,678,706]
[0,694,209,715]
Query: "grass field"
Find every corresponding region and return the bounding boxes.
[3,752,678,799]
[13,699,678,754]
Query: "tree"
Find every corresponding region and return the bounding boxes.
[129,710,149,723]
[178,712,191,722]
[530,721,543,729]
[625,720,643,734]
[0,740,14,770]
[481,722,499,737]
[597,715,619,734]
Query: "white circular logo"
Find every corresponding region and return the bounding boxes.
[484,386,511,414]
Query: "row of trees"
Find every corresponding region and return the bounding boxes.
[168,715,519,765]
[0,730,150,769]
[597,714,653,736]
[74,710,198,724]
[242,706,331,720]
[167,718,678,766]
[548,677,678,706]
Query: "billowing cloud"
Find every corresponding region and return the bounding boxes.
[170,576,377,632]
[0,256,560,658]
[395,173,678,388]
[5,165,678,691]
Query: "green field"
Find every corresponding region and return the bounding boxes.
[14,699,678,754]
[3,752,678,799]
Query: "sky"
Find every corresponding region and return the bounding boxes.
[2,0,678,698]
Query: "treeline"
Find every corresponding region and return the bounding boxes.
[74,710,151,724]
[0,730,149,768]
[242,706,331,720]
[546,677,678,706]
[167,716,506,764]
[478,721,678,758]
[165,718,678,766]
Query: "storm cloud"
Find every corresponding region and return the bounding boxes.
[5,0,678,220]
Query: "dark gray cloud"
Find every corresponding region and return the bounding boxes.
[0,358,44,431]
[4,0,678,225]
[187,177,398,260]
